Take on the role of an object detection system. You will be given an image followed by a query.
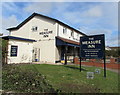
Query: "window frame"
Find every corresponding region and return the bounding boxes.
[63,27,67,34]
[10,45,18,57]
[77,33,79,40]
[71,30,74,37]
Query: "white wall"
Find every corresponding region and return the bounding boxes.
[58,24,83,42]
[10,15,57,63]
[32,39,55,63]
[55,46,61,61]
[9,15,84,63]
[10,16,56,40]
[7,39,33,64]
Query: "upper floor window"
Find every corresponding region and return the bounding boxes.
[63,27,67,34]
[71,30,74,37]
[44,29,48,31]
[32,26,38,32]
[77,34,79,40]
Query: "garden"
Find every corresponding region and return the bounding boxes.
[2,64,119,94]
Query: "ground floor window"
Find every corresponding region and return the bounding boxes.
[10,45,18,57]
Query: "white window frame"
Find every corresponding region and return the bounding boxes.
[63,27,67,34]
[77,34,79,40]
[71,30,74,38]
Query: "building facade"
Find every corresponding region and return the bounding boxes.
[5,13,86,64]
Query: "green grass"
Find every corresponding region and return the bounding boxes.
[16,64,119,93]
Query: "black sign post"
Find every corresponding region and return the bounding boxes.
[80,57,82,72]
[103,36,106,77]
[80,34,106,77]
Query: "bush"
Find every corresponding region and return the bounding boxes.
[2,39,8,65]
[2,65,57,93]
[105,49,120,57]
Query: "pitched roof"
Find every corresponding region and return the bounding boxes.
[7,12,86,36]
[2,36,36,42]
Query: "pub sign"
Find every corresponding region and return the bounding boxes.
[80,34,105,59]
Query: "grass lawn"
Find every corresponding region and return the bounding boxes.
[2,64,119,93]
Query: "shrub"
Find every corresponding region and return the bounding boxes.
[2,65,57,93]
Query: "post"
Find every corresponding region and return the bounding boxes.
[103,47,106,77]
[80,57,82,72]
[104,56,106,77]
[103,34,106,78]
[64,45,68,65]
[79,42,82,72]
[73,46,76,63]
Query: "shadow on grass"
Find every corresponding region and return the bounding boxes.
[64,65,88,71]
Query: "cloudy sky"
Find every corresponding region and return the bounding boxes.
[1,1,118,46]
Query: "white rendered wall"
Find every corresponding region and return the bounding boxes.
[58,24,83,42]
[10,16,56,40]
[10,16,57,63]
[7,39,33,64]
[9,15,84,63]
[55,46,61,61]
[33,40,55,63]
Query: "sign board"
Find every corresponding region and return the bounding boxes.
[10,45,18,57]
[80,34,105,59]
[79,34,106,77]
[95,69,101,74]
[87,72,94,79]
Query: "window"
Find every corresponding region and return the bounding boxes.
[10,45,18,57]
[44,29,48,31]
[71,30,74,37]
[77,34,79,40]
[63,27,67,34]
[32,26,38,31]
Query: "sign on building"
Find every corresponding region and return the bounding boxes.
[80,34,105,59]
[39,30,53,38]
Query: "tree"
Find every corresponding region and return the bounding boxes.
[105,49,120,58]
[1,39,8,65]
[0,33,3,36]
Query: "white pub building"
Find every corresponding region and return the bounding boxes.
[2,13,86,64]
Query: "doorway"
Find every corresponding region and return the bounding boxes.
[33,48,40,62]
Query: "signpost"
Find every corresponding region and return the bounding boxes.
[80,34,106,77]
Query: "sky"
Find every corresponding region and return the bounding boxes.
[1,1,118,47]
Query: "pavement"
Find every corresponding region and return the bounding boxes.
[106,68,119,74]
